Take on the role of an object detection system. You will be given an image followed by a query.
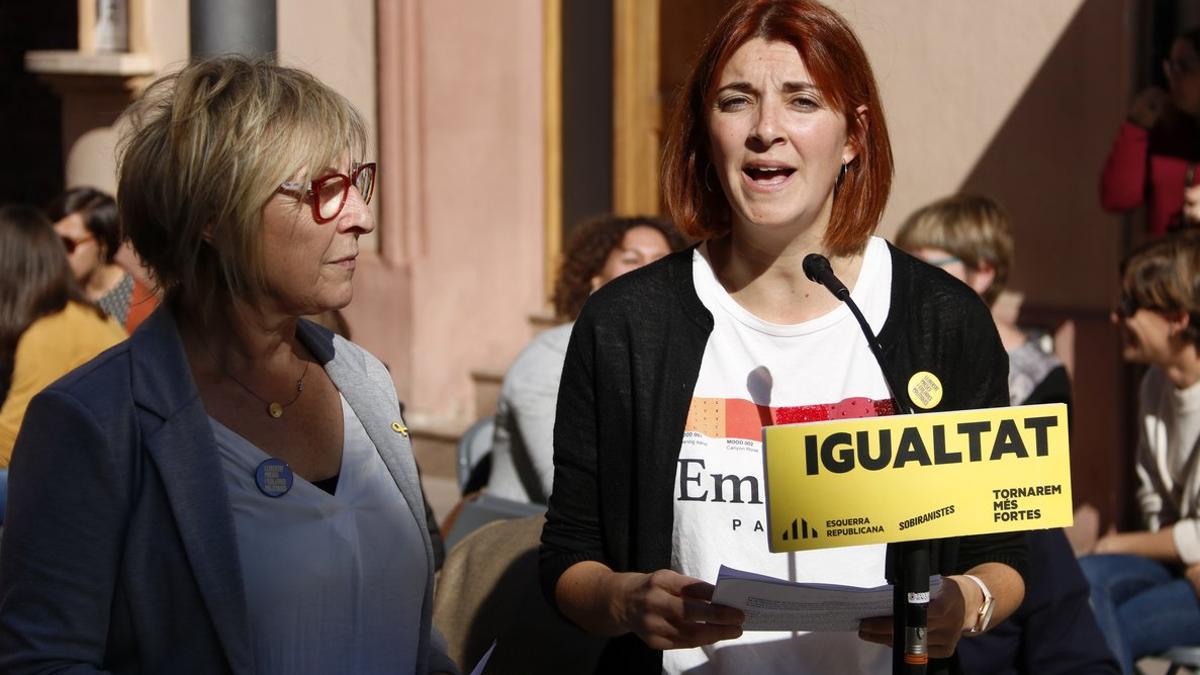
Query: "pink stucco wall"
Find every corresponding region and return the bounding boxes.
[48,0,547,434]
[831,0,1130,310]
[361,0,547,429]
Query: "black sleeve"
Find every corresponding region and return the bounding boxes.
[1021,365,1071,408]
[538,311,605,609]
[941,281,1030,582]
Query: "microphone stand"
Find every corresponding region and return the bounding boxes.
[802,254,929,675]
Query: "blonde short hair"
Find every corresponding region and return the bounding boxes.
[894,194,1013,306]
[117,56,368,305]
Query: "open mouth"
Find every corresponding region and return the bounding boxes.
[743,165,795,186]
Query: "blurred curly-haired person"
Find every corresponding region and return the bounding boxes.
[488,215,683,503]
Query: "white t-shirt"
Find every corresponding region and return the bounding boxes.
[663,237,894,675]
[212,394,427,674]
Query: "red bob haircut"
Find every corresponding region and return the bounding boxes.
[661,0,893,257]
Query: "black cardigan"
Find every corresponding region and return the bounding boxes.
[539,243,1029,674]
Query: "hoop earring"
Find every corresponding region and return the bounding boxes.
[704,163,718,193]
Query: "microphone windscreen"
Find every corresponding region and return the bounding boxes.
[802,253,830,283]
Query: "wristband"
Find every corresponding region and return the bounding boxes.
[961,574,995,636]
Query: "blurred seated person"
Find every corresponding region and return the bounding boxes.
[487,215,683,504]
[895,194,1070,408]
[1079,232,1200,675]
[433,514,606,673]
[0,205,126,468]
[48,187,158,332]
[1101,27,1200,236]
[896,194,1118,674]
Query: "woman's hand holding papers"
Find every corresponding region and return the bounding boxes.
[556,562,744,649]
[858,563,1023,658]
[617,570,746,649]
[857,574,970,658]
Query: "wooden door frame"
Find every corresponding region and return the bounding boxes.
[613,0,661,217]
[543,0,661,293]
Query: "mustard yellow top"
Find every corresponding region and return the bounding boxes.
[0,301,127,467]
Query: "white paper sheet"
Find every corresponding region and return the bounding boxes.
[711,565,942,632]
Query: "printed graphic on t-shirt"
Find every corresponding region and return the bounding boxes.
[686,396,896,440]
[669,392,896,674]
[676,395,894,536]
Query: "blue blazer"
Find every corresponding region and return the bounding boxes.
[0,308,458,674]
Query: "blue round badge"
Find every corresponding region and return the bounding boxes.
[255,458,293,498]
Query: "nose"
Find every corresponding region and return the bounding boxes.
[336,186,375,236]
[750,100,784,148]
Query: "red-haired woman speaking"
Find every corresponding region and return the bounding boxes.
[538,1,1027,673]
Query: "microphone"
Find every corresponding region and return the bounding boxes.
[802,254,911,414]
[802,253,850,300]
[804,253,926,674]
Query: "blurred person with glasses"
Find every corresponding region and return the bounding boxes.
[47,187,158,333]
[896,195,1120,675]
[1079,231,1200,674]
[1102,27,1200,236]
[895,195,1073,414]
[0,57,458,675]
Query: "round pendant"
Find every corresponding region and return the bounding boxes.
[255,457,293,497]
[268,402,284,418]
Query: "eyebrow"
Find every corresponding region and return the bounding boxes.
[715,81,819,95]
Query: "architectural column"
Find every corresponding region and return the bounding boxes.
[190,0,276,60]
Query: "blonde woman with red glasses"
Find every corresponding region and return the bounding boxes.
[0,57,457,675]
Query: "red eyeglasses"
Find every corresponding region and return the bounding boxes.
[279,162,376,224]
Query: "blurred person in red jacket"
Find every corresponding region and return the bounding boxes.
[1101,27,1200,236]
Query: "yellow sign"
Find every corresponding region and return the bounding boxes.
[762,403,1072,552]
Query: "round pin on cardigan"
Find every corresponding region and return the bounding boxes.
[907,371,944,410]
[255,458,293,497]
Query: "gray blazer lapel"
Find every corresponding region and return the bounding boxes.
[132,309,252,672]
[296,322,428,545]
[296,321,447,674]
